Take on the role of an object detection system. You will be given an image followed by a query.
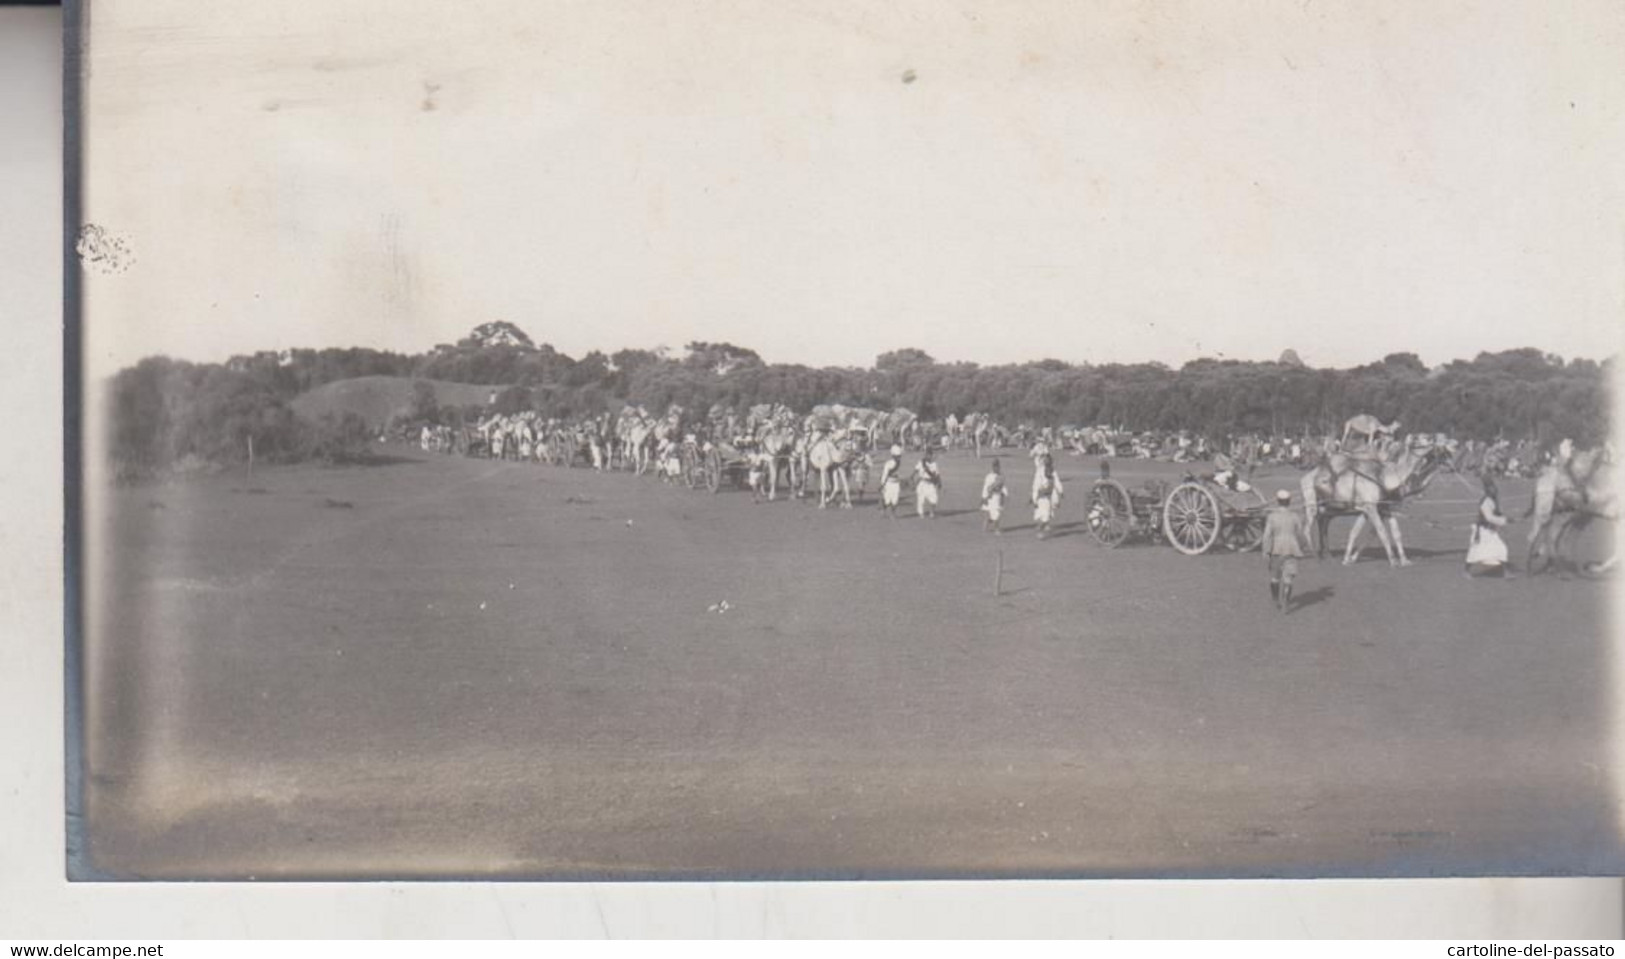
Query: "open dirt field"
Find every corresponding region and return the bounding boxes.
[82,448,1619,879]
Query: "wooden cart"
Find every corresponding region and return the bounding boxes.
[1086,475,1268,555]
[681,439,754,493]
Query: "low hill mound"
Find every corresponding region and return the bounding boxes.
[291,376,504,428]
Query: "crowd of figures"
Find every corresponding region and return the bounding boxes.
[112,340,1610,483]
[403,400,1616,576]
[413,401,1582,485]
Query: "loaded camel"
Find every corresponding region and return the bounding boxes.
[1526,446,1617,576]
[1300,439,1448,566]
[805,429,861,508]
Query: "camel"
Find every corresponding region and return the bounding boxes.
[965,413,993,458]
[805,430,859,508]
[1300,441,1447,566]
[878,409,917,450]
[751,421,800,501]
[747,402,802,441]
[1342,414,1402,450]
[1526,447,1617,575]
[617,409,657,475]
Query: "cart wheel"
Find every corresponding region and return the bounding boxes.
[681,448,700,489]
[1088,479,1134,548]
[1221,513,1267,552]
[1163,482,1222,555]
[705,449,722,494]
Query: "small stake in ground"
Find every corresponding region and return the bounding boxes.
[994,549,1004,597]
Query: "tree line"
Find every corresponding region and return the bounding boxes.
[105,322,1613,481]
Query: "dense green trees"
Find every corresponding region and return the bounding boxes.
[107,358,383,481]
[106,325,1613,481]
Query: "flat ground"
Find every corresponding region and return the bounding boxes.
[82,447,1619,878]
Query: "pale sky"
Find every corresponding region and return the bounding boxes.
[81,0,1625,378]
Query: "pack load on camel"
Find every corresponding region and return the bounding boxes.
[879,408,918,448]
[1300,434,1449,567]
[805,429,865,509]
[1341,414,1402,451]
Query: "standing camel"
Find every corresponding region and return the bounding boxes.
[970,414,993,458]
[805,430,858,508]
[755,422,800,501]
[1300,442,1447,566]
[1526,447,1617,575]
[619,412,656,475]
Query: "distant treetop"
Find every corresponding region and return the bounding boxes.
[683,341,763,376]
[458,321,535,350]
[875,348,935,370]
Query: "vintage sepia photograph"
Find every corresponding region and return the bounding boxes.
[72,0,1622,880]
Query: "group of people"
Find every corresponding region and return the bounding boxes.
[875,446,944,520]
[993,454,1065,539]
[1251,470,1515,618]
[828,445,1068,540]
[441,403,1570,606]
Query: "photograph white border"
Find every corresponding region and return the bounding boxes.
[11,2,1624,937]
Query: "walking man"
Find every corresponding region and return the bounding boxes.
[913,448,943,519]
[879,444,904,520]
[981,458,1007,534]
[1262,489,1311,613]
[1031,453,1063,539]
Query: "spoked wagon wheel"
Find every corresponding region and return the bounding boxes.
[705,449,723,494]
[681,447,701,489]
[1163,482,1222,555]
[550,434,571,467]
[1221,512,1267,552]
[1087,479,1134,548]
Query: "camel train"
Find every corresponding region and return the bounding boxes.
[434,400,1612,577]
